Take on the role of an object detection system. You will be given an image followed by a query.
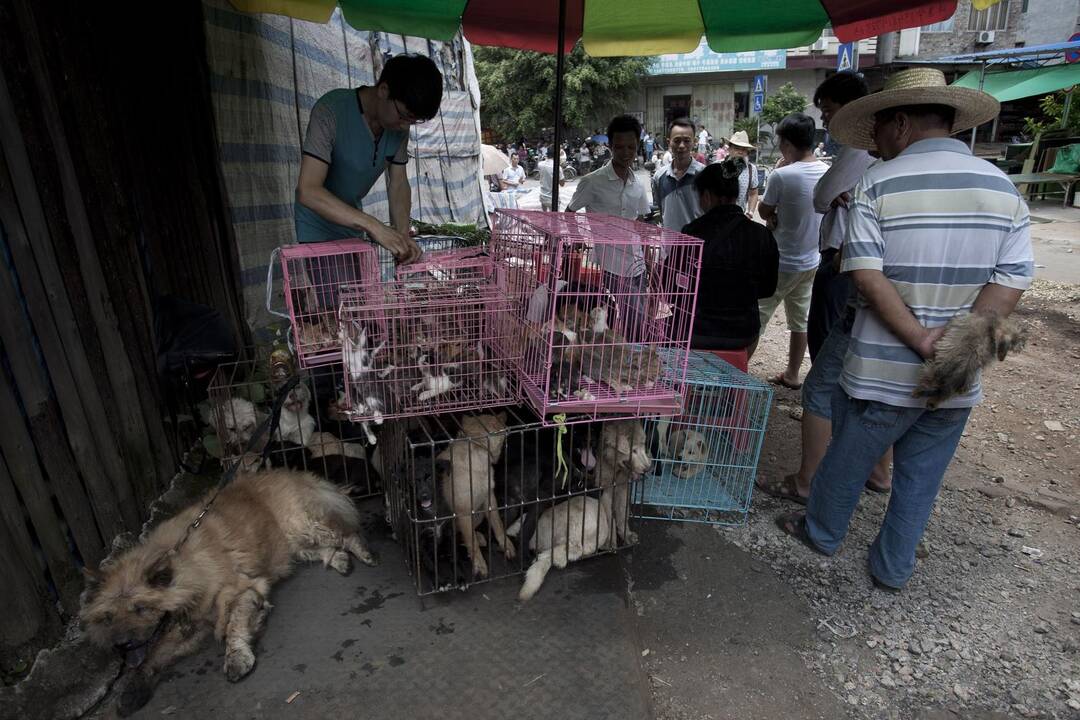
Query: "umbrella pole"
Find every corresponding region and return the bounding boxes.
[551,0,567,211]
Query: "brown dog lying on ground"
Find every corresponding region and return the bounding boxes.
[437,412,515,579]
[913,311,1027,408]
[80,469,377,716]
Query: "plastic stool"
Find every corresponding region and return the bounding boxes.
[708,348,748,373]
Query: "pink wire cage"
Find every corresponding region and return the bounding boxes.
[492,210,702,424]
[338,247,518,425]
[279,240,380,368]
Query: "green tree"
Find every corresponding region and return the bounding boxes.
[760,82,809,127]
[473,44,650,141]
[732,116,759,144]
[1022,90,1080,140]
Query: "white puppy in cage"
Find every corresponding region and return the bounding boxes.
[273,382,316,447]
[341,320,388,445]
[511,420,652,601]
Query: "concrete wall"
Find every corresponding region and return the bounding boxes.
[642,68,827,143]
[915,0,1025,57]
[1019,0,1080,46]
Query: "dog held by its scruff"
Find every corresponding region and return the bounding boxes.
[79,469,377,717]
[913,311,1027,409]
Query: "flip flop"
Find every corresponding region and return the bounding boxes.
[756,473,808,506]
[769,373,802,390]
[775,511,828,556]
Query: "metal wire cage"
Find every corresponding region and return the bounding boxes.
[635,354,773,526]
[635,352,772,525]
[204,347,382,499]
[339,247,517,424]
[383,408,648,596]
[279,240,380,368]
[491,210,702,425]
[374,235,473,281]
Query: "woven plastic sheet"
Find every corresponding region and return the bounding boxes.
[203,0,485,329]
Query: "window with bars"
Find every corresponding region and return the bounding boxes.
[922,16,956,32]
[968,2,1009,31]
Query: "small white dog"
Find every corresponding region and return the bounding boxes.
[274,383,316,446]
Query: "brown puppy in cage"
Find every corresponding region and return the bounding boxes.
[437,412,515,578]
[80,469,377,716]
[595,420,652,545]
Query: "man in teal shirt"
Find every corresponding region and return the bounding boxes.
[295,54,444,265]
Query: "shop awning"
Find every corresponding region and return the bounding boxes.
[228,0,1002,55]
[953,64,1080,102]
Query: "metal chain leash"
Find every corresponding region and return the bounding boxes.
[170,374,301,555]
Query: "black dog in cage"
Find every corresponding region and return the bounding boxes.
[495,424,599,561]
[263,439,382,500]
[412,456,471,592]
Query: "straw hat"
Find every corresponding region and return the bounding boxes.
[728,130,756,149]
[828,67,999,151]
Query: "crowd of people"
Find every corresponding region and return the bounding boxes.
[554,69,1032,593]
[295,53,1033,595]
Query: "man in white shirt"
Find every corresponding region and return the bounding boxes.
[697,126,710,155]
[756,112,830,387]
[568,114,652,336]
[759,72,888,507]
[499,153,527,191]
[537,151,566,211]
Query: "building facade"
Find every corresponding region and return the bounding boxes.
[634,35,876,142]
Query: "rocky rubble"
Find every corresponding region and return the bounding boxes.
[723,485,1080,719]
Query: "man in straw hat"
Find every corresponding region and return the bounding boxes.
[726,130,759,217]
[776,67,1033,591]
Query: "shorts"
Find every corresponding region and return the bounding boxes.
[757,268,816,334]
[801,307,855,419]
[807,248,853,362]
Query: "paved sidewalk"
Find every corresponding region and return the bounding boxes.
[116,500,849,720]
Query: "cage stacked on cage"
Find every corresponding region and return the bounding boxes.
[635,352,772,525]
[374,235,472,281]
[279,240,380,368]
[338,247,517,426]
[491,210,703,424]
[204,346,382,498]
[382,407,651,596]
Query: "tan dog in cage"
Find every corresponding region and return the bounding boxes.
[437,412,515,578]
[79,469,377,716]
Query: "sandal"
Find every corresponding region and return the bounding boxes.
[756,473,808,506]
[775,512,828,556]
[769,373,802,390]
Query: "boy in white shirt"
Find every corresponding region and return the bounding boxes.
[756,112,829,387]
[499,153,527,191]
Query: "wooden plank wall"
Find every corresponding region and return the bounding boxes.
[0,0,247,661]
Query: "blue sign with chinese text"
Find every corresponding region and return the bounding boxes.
[649,39,787,75]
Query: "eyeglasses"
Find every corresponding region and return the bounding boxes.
[392,99,428,125]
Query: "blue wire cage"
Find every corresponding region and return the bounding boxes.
[634,351,772,525]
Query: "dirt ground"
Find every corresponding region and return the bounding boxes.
[723,277,1080,718]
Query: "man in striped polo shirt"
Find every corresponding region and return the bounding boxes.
[777,68,1033,591]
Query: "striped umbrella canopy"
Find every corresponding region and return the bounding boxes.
[230,0,1003,54]
[230,0,1003,207]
